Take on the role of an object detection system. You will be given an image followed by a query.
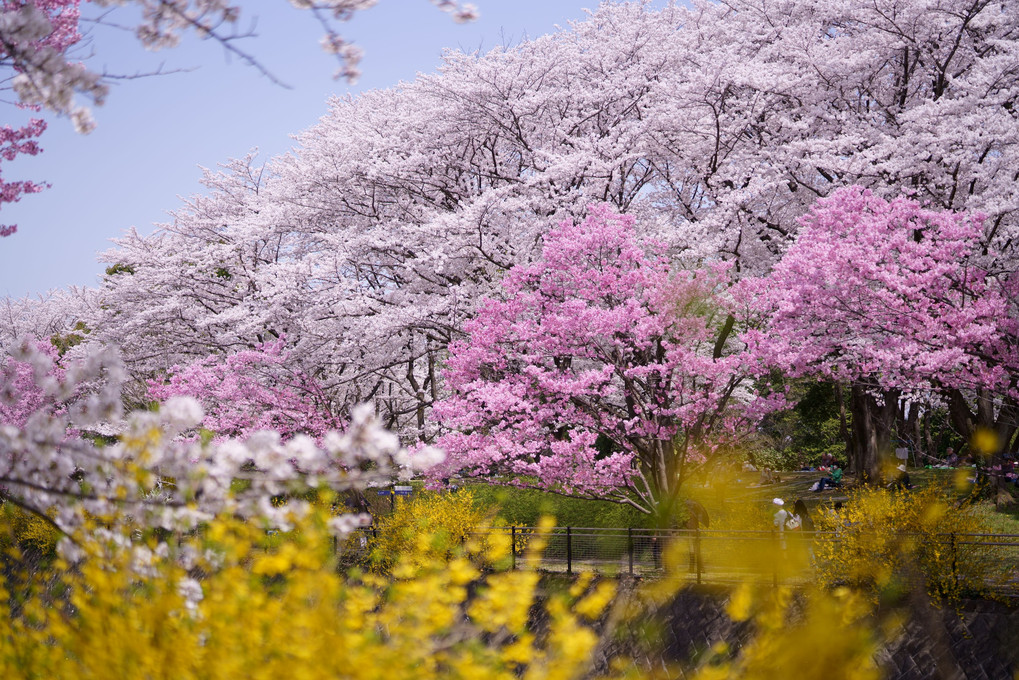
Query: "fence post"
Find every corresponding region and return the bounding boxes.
[511,526,517,571]
[695,527,702,584]
[628,527,634,576]
[567,526,573,575]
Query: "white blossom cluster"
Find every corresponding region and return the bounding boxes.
[2,3,106,132]
[0,341,444,558]
[1,0,479,134]
[92,0,244,49]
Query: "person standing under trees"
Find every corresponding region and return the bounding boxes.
[685,498,709,574]
[791,500,814,532]
[790,500,815,562]
[773,498,790,550]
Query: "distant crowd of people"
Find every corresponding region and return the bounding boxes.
[739,445,1007,494]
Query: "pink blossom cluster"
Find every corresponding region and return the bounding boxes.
[147,340,342,441]
[0,337,65,427]
[741,186,1016,396]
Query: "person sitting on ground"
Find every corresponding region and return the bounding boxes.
[812,464,843,491]
[945,447,959,467]
[759,467,779,485]
[888,463,913,491]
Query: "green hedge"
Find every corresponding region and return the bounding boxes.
[464,483,653,528]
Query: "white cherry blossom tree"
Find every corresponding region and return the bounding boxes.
[13,0,1019,456]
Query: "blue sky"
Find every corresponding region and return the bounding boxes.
[0,1,614,298]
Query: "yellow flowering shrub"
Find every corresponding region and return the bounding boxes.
[1,489,1006,680]
[0,501,60,556]
[370,488,497,569]
[0,509,618,680]
[813,483,993,599]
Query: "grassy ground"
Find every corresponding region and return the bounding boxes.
[366,480,656,528]
[970,500,1019,534]
[377,467,1019,535]
[719,467,970,506]
[464,482,653,528]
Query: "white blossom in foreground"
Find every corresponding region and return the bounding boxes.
[0,341,443,554]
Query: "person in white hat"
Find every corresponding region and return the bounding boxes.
[889,463,913,491]
[773,498,790,549]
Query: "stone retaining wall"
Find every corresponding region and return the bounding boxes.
[600,584,1019,679]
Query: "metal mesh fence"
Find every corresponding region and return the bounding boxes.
[466,526,1019,592]
[929,532,1019,594]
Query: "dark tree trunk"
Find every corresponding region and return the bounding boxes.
[945,387,1019,447]
[895,400,922,464]
[849,382,898,484]
[945,387,1019,501]
[834,382,852,465]
[921,410,939,463]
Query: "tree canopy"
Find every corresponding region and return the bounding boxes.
[4,0,1019,492]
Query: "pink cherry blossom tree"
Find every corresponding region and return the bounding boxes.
[742,186,1018,481]
[147,340,342,441]
[433,205,780,523]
